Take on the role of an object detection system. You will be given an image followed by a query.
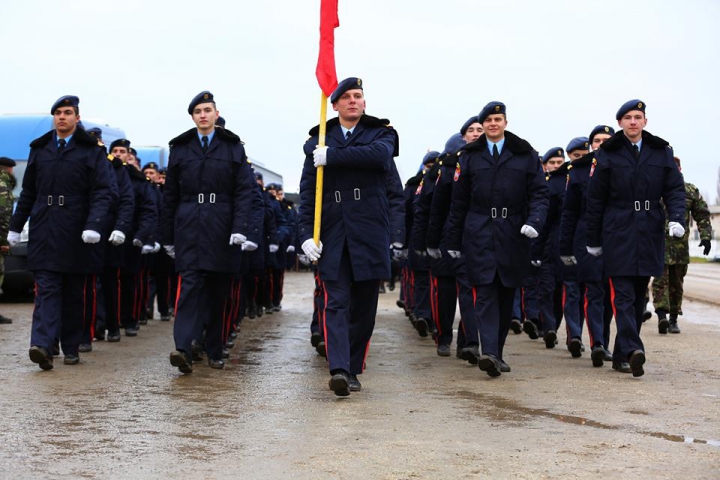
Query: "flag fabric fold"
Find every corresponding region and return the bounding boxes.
[316,0,339,97]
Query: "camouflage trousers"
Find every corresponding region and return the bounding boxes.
[651,263,688,316]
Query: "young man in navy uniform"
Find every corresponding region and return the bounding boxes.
[586,100,686,377]
[298,77,404,396]
[163,91,257,374]
[8,95,114,369]
[445,101,548,377]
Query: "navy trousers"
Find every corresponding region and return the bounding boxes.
[608,276,647,362]
[321,245,379,375]
[412,269,432,321]
[456,272,478,348]
[32,271,86,356]
[472,273,515,361]
[431,275,458,346]
[562,280,582,342]
[582,281,607,349]
[174,270,231,361]
[310,270,322,335]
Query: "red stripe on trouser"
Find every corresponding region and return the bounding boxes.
[608,277,618,320]
[174,276,183,316]
[584,285,594,347]
[472,286,477,306]
[362,339,371,373]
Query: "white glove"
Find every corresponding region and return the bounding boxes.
[521,225,539,239]
[152,242,161,253]
[141,244,154,254]
[313,146,328,167]
[133,238,143,247]
[7,231,21,247]
[668,221,685,238]
[269,244,279,253]
[229,233,247,245]
[302,238,323,261]
[298,254,311,266]
[241,241,258,251]
[587,246,603,257]
[164,245,175,259]
[448,250,462,259]
[560,255,577,266]
[287,245,295,253]
[391,245,406,261]
[391,242,404,249]
[427,248,441,259]
[414,249,427,257]
[82,230,101,244]
[531,260,542,267]
[108,230,126,246]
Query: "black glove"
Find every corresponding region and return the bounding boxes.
[699,239,711,256]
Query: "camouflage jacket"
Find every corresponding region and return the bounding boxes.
[0,171,15,246]
[664,182,712,264]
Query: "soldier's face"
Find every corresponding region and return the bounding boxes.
[591,133,611,151]
[482,114,507,142]
[277,190,284,201]
[332,89,365,124]
[463,123,483,143]
[127,154,140,171]
[192,103,219,134]
[145,169,158,182]
[54,107,79,137]
[618,111,646,142]
[568,149,588,161]
[545,157,564,172]
[111,147,129,162]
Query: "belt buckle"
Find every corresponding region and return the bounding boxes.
[210,193,216,204]
[645,200,650,211]
[502,207,508,218]
[335,191,341,203]
[634,201,641,211]
[491,207,497,219]
[198,193,204,204]
[58,195,64,206]
[354,188,360,200]
[47,195,53,206]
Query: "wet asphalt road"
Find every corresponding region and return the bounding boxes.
[0,270,719,479]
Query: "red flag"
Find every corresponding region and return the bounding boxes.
[316,0,339,97]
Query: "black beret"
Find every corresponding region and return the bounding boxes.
[216,116,226,128]
[158,167,167,175]
[0,157,16,167]
[541,147,564,164]
[266,183,278,190]
[422,151,440,165]
[616,99,646,120]
[460,116,480,136]
[254,171,263,180]
[51,95,79,114]
[478,101,506,123]
[566,137,589,153]
[188,91,215,114]
[142,162,159,171]
[589,125,615,143]
[443,133,465,156]
[86,127,103,139]
[129,147,138,156]
[330,77,363,103]
[109,139,131,151]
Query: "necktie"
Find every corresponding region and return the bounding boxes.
[202,135,209,152]
[492,144,500,162]
[633,144,640,159]
[58,138,66,153]
[345,130,352,140]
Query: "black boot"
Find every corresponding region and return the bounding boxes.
[668,313,681,334]
[657,309,669,334]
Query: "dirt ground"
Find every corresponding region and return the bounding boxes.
[0,269,718,479]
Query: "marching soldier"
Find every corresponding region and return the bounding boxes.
[586,99,686,377]
[0,157,16,324]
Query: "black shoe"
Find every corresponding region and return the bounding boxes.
[226,338,235,349]
[29,346,53,370]
[191,341,204,362]
[414,318,429,337]
[603,348,613,361]
[160,314,171,322]
[499,360,511,373]
[543,330,557,349]
[170,350,193,374]
[437,344,451,357]
[396,299,406,309]
[629,350,645,377]
[348,374,362,392]
[378,285,386,294]
[510,319,523,334]
[461,345,480,365]
[256,306,264,318]
[523,320,539,340]
[329,371,351,397]
[668,322,681,334]
[388,283,395,292]
[125,327,138,337]
[64,354,80,365]
[658,310,670,334]
[478,354,501,377]
[248,308,256,319]
[107,332,121,342]
[612,361,632,374]
[209,358,225,369]
[230,331,238,340]
[146,308,154,320]
[138,318,148,326]
[79,343,92,353]
[264,304,274,315]
[456,346,463,359]
[642,310,652,322]
[94,332,106,341]
[580,344,586,352]
[591,345,605,367]
[568,338,582,357]
[168,308,174,316]
[311,331,322,348]
[0,314,13,324]
[316,341,327,358]
[273,304,282,312]
[222,348,230,359]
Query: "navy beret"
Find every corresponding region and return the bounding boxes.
[566,137,590,153]
[158,167,167,175]
[541,147,564,164]
[216,116,226,128]
[254,171,263,180]
[142,162,159,171]
[616,99,646,120]
[0,157,16,167]
[423,151,440,165]
[129,148,138,156]
[86,127,103,139]
[51,95,79,114]
[443,133,465,156]
[330,77,363,103]
[478,101,506,123]
[589,125,615,143]
[460,116,480,136]
[188,91,215,114]
[109,139,131,151]
[266,183,278,190]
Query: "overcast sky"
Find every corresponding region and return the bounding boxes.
[1,0,718,202]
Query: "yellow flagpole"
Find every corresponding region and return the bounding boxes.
[313,92,328,247]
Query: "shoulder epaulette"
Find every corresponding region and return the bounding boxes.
[107,154,114,162]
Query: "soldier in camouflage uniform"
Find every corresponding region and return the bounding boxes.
[0,157,17,324]
[652,157,712,334]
